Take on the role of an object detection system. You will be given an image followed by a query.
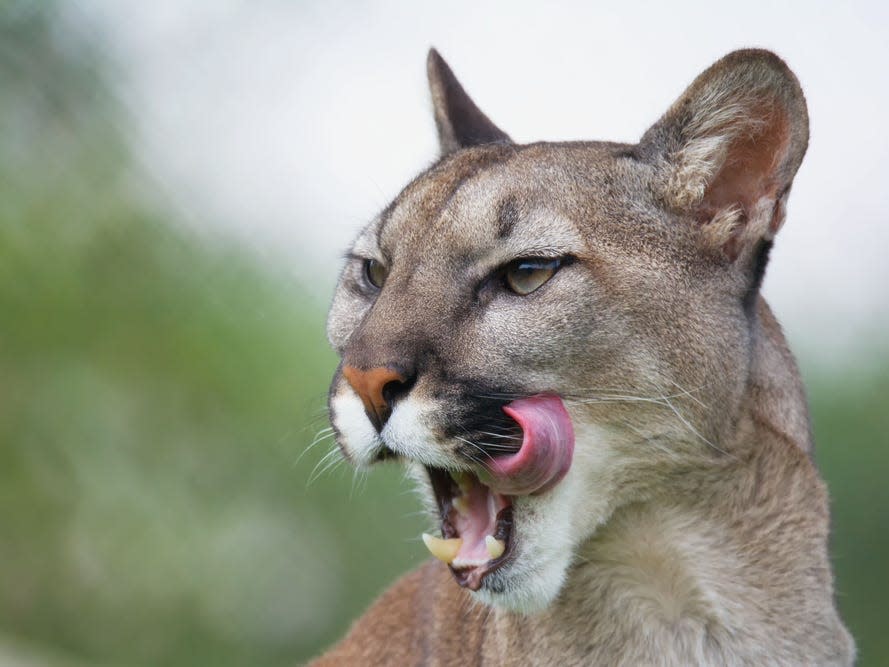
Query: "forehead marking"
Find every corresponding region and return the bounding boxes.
[496,195,520,240]
[378,145,517,249]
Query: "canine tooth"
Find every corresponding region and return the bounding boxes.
[485,535,506,559]
[452,496,470,516]
[450,471,471,494]
[422,533,462,563]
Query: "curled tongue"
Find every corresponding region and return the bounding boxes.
[483,394,575,496]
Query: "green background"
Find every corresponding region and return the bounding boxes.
[1,6,886,665]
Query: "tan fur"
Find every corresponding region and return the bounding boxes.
[312,49,853,665]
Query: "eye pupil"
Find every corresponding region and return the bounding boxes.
[365,258,388,289]
[504,258,562,295]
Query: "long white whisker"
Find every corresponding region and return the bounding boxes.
[307,447,344,486]
[665,378,710,409]
[294,429,337,466]
[454,436,496,471]
[476,430,522,441]
[659,392,736,460]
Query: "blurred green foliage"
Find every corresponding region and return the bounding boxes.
[0,5,425,666]
[808,366,889,667]
[0,4,886,666]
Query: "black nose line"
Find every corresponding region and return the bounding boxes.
[371,370,416,432]
[380,372,417,412]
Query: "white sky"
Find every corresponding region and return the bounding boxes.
[73,0,888,360]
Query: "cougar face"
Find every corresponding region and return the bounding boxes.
[327,49,809,612]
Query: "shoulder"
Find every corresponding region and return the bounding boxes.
[307,559,485,666]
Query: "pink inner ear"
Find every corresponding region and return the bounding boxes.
[701,103,791,221]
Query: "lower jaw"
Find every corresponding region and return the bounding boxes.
[450,562,502,592]
[424,466,516,590]
[447,505,514,591]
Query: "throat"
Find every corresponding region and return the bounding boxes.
[569,502,723,625]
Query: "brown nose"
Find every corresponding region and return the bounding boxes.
[342,365,410,431]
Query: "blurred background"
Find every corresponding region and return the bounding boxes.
[1,1,886,665]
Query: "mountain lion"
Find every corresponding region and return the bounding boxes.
[313,49,854,666]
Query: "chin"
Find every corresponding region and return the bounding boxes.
[471,545,573,614]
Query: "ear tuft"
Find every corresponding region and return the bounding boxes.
[427,48,511,155]
[640,50,809,260]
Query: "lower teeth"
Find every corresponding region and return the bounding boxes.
[485,535,506,559]
[421,532,506,564]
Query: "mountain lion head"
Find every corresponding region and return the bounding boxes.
[326,49,809,612]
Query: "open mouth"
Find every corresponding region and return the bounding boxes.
[420,394,575,590]
[424,467,515,590]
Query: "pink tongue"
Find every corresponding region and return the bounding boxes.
[483,394,574,496]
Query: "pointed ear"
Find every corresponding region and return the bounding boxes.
[427,48,511,155]
[639,49,809,261]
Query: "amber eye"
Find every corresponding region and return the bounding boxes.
[504,258,563,295]
[364,258,388,289]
